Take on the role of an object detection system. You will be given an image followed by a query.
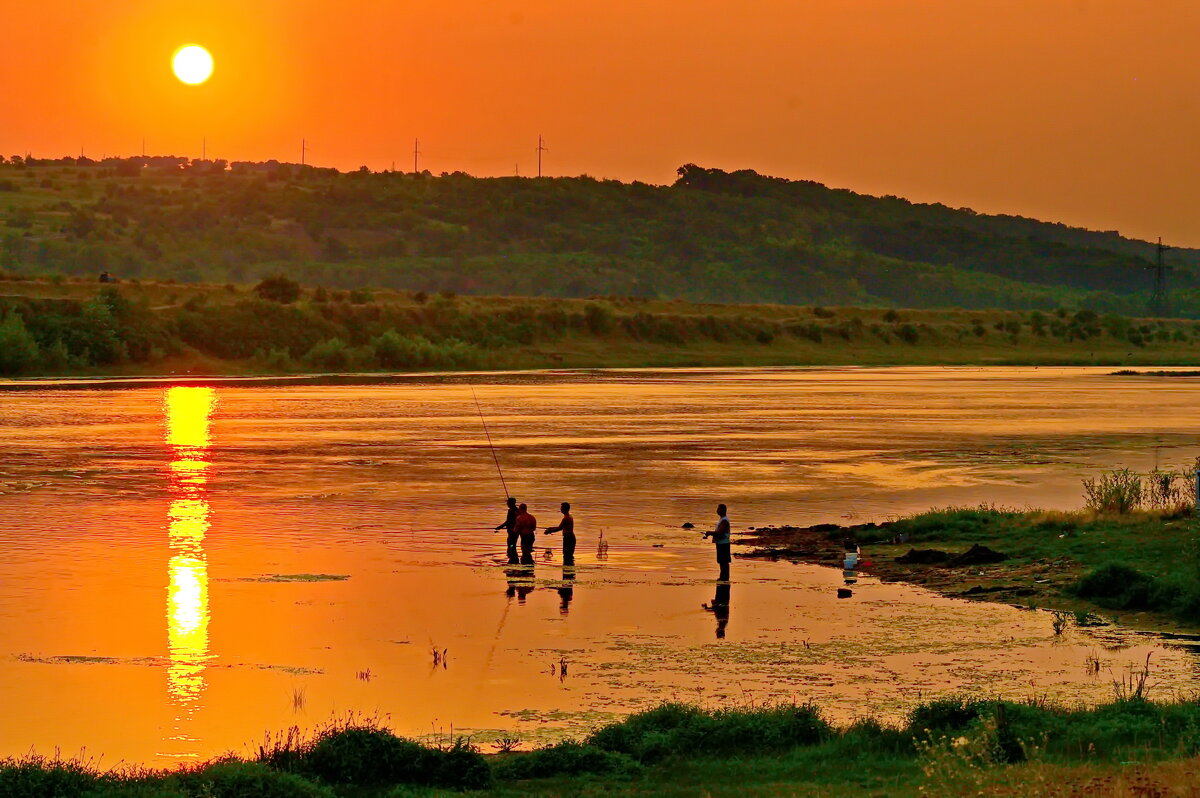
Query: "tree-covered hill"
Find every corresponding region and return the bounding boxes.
[2,156,1196,316]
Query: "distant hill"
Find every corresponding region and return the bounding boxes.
[1,156,1197,316]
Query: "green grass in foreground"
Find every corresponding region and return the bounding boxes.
[6,698,1200,797]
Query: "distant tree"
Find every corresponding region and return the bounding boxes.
[0,312,39,374]
[114,159,142,178]
[65,208,96,238]
[254,274,302,304]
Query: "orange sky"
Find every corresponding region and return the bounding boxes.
[1,0,1198,244]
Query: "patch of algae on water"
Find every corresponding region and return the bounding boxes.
[17,654,121,665]
[240,574,351,583]
[253,663,324,675]
[478,709,624,744]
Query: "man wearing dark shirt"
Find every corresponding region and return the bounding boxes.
[545,501,576,566]
[494,497,519,564]
[514,503,537,565]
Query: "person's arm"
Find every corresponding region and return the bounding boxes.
[545,523,561,534]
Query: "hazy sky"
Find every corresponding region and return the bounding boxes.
[2,0,1198,244]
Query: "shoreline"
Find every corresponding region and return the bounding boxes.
[0,361,1190,392]
[738,512,1200,639]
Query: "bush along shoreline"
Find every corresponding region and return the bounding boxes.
[6,277,1200,378]
[5,694,1200,797]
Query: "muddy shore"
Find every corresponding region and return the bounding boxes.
[738,521,1083,612]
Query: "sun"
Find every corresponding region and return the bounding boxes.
[172,45,214,85]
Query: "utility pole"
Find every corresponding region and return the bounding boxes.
[141,137,146,157]
[1151,237,1172,317]
[413,138,421,175]
[536,134,548,177]
[202,137,206,160]
[301,138,307,166]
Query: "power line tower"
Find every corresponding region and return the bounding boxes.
[536,134,548,177]
[1148,237,1173,317]
[301,138,307,166]
[413,138,421,175]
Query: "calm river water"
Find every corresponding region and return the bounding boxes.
[1,366,1199,765]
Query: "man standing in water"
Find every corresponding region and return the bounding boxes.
[702,503,732,581]
[514,503,537,565]
[545,502,576,566]
[494,497,520,564]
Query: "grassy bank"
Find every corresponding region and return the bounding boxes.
[3,275,1200,379]
[743,486,1200,630]
[6,697,1200,797]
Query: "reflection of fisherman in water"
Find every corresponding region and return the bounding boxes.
[494,497,519,564]
[544,502,576,566]
[557,566,576,615]
[702,582,730,639]
[505,568,535,603]
[515,503,537,565]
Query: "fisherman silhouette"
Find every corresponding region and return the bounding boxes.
[702,503,732,581]
[493,497,519,564]
[514,503,537,566]
[702,582,731,639]
[545,502,576,566]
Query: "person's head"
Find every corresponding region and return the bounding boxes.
[717,503,727,517]
[506,497,516,507]
[561,501,571,514]
[519,503,528,513]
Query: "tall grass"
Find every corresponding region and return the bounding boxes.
[6,698,1200,796]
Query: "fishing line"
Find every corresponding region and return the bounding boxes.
[470,387,510,500]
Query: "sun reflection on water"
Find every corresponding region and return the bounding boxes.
[163,387,216,749]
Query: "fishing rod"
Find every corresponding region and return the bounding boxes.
[470,387,510,500]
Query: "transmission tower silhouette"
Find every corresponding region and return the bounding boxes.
[1148,237,1173,317]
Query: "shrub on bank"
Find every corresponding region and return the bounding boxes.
[491,741,639,781]
[171,761,333,798]
[586,703,830,763]
[258,721,490,791]
[0,312,40,375]
[0,754,98,798]
[1073,563,1200,622]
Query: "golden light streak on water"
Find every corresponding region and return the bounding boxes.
[163,387,215,754]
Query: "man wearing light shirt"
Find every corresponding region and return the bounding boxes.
[703,503,732,581]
